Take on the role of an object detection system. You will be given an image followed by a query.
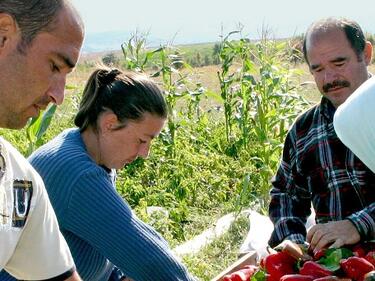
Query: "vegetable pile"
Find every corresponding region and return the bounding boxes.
[221,241,375,281]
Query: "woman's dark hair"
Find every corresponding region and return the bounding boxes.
[0,0,68,49]
[303,17,367,65]
[74,68,168,132]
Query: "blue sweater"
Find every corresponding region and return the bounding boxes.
[2,129,194,281]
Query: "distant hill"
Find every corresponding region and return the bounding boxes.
[82,30,223,53]
[82,30,131,53]
[82,30,188,53]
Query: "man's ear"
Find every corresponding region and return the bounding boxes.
[0,13,19,53]
[364,41,373,66]
[99,111,119,134]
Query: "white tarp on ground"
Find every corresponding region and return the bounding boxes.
[173,208,315,258]
[173,212,237,256]
[239,209,316,259]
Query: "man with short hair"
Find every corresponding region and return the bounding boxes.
[0,0,84,280]
[268,17,375,253]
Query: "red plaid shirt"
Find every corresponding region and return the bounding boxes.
[268,97,375,247]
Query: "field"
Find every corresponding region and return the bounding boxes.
[3,36,375,280]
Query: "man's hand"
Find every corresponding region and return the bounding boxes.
[306,219,360,253]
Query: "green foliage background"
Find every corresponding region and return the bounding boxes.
[0,31,320,280]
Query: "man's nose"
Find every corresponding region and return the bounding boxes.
[48,75,67,105]
[324,68,339,83]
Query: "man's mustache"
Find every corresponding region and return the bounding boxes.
[323,80,350,93]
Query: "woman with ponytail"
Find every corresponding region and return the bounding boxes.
[27,67,196,281]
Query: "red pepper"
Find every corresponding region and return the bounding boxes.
[340,256,375,281]
[263,252,296,281]
[279,274,314,281]
[366,251,375,267]
[230,266,257,281]
[222,265,258,281]
[299,261,333,279]
[352,244,367,258]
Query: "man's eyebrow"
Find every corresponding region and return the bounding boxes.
[310,57,347,71]
[55,53,76,68]
[330,57,347,63]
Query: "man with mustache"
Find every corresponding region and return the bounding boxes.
[268,17,375,254]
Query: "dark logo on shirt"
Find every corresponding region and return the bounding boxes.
[12,179,33,228]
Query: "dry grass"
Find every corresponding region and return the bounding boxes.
[67,54,375,107]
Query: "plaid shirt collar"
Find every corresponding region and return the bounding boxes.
[319,97,336,122]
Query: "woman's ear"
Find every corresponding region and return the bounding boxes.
[0,13,19,55]
[99,112,119,134]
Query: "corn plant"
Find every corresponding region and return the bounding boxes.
[185,84,206,120]
[246,40,310,194]
[150,47,187,155]
[217,30,241,144]
[217,31,311,197]
[26,104,57,156]
[121,32,163,72]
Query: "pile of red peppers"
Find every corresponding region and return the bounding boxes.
[220,241,375,281]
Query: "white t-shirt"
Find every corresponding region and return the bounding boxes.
[0,137,75,280]
[334,76,375,173]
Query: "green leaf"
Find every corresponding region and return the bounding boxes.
[36,104,57,139]
[317,247,353,271]
[64,84,77,90]
[251,269,267,281]
[26,104,57,155]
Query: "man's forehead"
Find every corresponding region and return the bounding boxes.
[45,7,84,66]
[306,27,345,47]
[305,28,350,61]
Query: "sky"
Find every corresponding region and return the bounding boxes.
[71,0,374,51]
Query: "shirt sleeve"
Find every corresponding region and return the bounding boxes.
[334,76,375,173]
[4,175,75,280]
[347,202,375,241]
[268,128,312,247]
[65,169,195,281]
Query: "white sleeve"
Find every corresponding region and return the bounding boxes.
[334,76,375,173]
[4,174,75,280]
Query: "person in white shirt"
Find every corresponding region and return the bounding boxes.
[334,76,375,173]
[0,0,84,280]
